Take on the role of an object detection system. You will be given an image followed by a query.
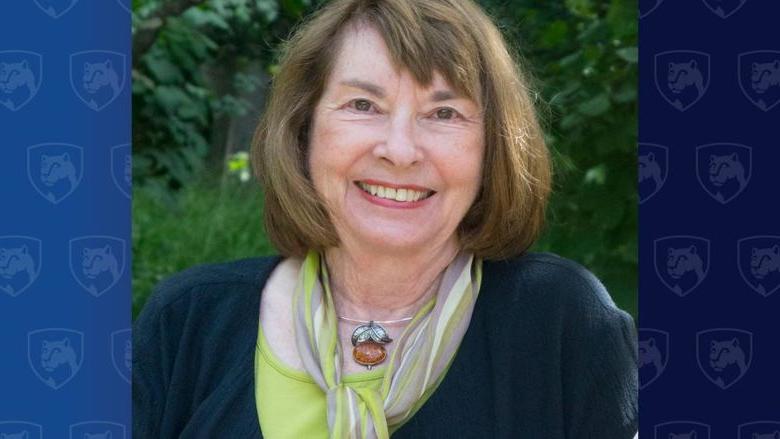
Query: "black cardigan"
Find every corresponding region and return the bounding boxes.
[133,252,638,438]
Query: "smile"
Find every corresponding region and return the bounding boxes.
[356,181,434,203]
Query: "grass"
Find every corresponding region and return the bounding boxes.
[132,174,275,318]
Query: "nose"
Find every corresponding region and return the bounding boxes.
[373,112,422,168]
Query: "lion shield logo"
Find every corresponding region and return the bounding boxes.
[738,421,780,439]
[0,51,42,112]
[32,0,79,18]
[0,421,43,439]
[655,50,711,111]
[111,329,132,383]
[655,421,711,439]
[738,50,780,112]
[27,328,84,390]
[638,328,669,389]
[738,236,780,298]
[701,0,747,19]
[69,236,126,297]
[639,143,668,203]
[654,236,710,297]
[26,143,84,205]
[69,51,126,111]
[697,328,753,390]
[111,144,131,199]
[69,422,126,439]
[0,236,42,298]
[696,143,752,204]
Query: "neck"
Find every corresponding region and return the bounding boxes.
[324,239,460,322]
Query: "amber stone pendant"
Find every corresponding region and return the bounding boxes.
[353,340,387,369]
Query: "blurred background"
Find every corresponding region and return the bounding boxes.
[131,0,637,319]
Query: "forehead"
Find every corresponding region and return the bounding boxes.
[328,23,454,93]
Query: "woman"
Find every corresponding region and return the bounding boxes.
[133,0,638,437]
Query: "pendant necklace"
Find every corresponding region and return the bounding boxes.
[338,315,413,370]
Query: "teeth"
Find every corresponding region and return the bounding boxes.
[357,182,431,202]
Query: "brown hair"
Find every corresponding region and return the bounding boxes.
[251,0,551,260]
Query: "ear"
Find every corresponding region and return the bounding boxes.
[688,245,697,254]
[689,60,698,69]
[103,245,112,254]
[62,152,71,162]
[772,244,780,254]
[731,337,739,347]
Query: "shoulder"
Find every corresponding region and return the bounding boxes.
[142,255,283,312]
[480,251,636,356]
[482,251,621,317]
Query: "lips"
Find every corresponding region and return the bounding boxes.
[354,180,435,203]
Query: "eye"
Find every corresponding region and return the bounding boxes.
[349,98,375,113]
[432,107,459,121]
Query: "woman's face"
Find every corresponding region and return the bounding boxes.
[308,24,485,255]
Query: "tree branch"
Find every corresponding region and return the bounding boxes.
[132,0,207,68]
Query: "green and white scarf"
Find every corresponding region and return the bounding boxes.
[293,250,483,439]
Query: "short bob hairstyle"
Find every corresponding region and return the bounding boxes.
[252,0,551,260]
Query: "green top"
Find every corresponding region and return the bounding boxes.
[254,323,447,438]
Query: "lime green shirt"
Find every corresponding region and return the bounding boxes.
[255,324,386,438]
[254,324,447,438]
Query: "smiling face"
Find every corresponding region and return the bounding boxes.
[308,23,485,255]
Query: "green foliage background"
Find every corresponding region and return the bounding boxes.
[132,0,637,319]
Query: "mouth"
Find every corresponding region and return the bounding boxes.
[354,180,435,203]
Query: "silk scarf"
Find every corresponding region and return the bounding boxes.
[293,250,482,438]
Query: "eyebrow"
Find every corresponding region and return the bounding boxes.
[339,79,463,102]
